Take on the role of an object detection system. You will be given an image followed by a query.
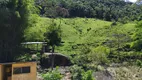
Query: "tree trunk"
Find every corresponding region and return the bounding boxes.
[51,45,55,70]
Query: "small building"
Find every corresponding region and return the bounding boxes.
[0,62,37,80]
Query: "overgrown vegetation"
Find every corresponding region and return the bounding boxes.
[0,0,142,80]
[42,68,63,80]
[70,65,95,80]
[24,17,141,63]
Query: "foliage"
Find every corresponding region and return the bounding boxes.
[130,40,142,51]
[43,19,62,69]
[42,68,63,80]
[23,18,140,64]
[82,70,94,80]
[70,65,83,80]
[91,46,110,65]
[136,60,142,68]
[72,45,92,67]
[36,0,142,22]
[16,54,32,62]
[24,15,45,41]
[44,20,62,48]
[70,65,95,80]
[0,0,38,62]
[131,21,142,51]
[16,52,41,62]
[72,45,110,68]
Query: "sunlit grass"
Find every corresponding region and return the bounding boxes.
[24,17,136,55]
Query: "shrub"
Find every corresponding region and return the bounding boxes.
[72,45,110,69]
[70,65,83,80]
[90,46,110,65]
[70,65,95,80]
[42,68,63,80]
[82,70,95,80]
[130,40,142,51]
[72,45,92,67]
[136,60,142,68]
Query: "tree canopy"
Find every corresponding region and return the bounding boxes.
[36,0,142,22]
[0,0,37,62]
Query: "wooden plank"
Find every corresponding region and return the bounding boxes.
[0,65,1,80]
[0,65,3,80]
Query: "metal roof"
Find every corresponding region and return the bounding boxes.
[21,42,47,44]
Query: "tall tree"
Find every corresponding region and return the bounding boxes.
[44,20,62,69]
[0,0,36,62]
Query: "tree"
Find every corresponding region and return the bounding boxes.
[0,0,37,62]
[44,20,62,69]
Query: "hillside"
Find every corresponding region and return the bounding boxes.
[24,17,142,80]
[1,0,142,80]
[24,18,139,62]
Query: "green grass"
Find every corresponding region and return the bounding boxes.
[24,17,136,57]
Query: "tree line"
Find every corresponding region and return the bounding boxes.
[36,0,142,22]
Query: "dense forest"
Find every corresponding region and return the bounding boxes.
[0,0,142,80]
[36,0,142,22]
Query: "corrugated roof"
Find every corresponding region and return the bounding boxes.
[21,42,47,44]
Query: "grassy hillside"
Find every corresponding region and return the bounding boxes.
[24,17,113,43]
[24,18,140,64]
[24,17,142,80]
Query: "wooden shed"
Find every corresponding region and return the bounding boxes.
[0,62,37,80]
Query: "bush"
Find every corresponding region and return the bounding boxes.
[72,45,110,69]
[136,60,142,68]
[72,45,92,67]
[82,70,95,80]
[70,65,83,80]
[42,68,63,80]
[70,65,95,80]
[131,40,142,51]
[90,46,110,65]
